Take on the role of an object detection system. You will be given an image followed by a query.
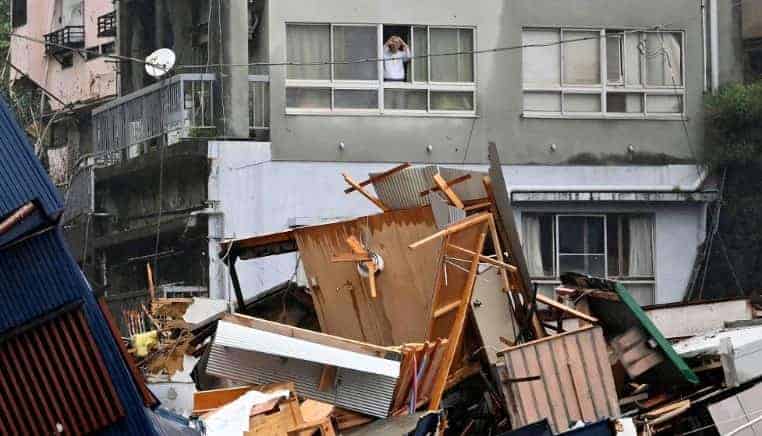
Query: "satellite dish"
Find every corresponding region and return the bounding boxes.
[145,48,176,78]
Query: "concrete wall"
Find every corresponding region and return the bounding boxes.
[10,0,117,109]
[208,141,707,304]
[264,0,704,164]
[718,0,745,85]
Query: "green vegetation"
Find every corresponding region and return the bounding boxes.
[704,82,762,167]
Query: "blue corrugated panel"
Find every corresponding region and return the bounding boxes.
[0,229,157,435]
[0,97,62,220]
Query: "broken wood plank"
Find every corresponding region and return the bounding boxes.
[318,366,337,392]
[536,294,598,324]
[342,173,389,211]
[433,174,465,209]
[419,174,472,197]
[344,162,411,194]
[408,213,491,250]
[433,300,462,319]
[193,385,255,414]
[448,243,518,272]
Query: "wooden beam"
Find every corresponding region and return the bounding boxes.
[535,294,598,324]
[419,174,472,197]
[433,174,465,209]
[345,236,367,255]
[429,229,488,410]
[331,253,372,263]
[0,202,36,236]
[342,173,389,212]
[433,300,462,319]
[318,366,337,392]
[366,262,378,298]
[409,212,491,250]
[448,243,518,272]
[343,162,411,194]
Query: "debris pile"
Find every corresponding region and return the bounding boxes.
[118,144,762,435]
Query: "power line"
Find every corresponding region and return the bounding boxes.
[4,26,674,71]
[176,26,670,70]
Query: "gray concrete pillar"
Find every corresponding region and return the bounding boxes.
[217,0,250,138]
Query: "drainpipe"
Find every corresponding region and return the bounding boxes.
[709,0,720,93]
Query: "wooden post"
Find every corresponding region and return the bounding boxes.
[342,173,389,212]
[429,228,488,410]
[432,174,465,209]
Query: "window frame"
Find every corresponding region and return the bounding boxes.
[522,212,656,284]
[12,0,27,28]
[521,26,686,121]
[285,22,477,117]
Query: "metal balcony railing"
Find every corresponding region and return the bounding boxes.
[92,74,270,163]
[44,26,85,55]
[97,11,116,37]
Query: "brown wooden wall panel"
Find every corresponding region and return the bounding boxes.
[499,326,620,433]
[294,207,442,346]
[0,304,125,435]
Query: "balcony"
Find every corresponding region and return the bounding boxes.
[97,11,116,38]
[44,26,85,56]
[92,74,270,163]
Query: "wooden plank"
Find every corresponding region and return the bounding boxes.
[549,336,581,422]
[419,339,448,401]
[522,346,556,431]
[565,337,597,423]
[193,385,254,414]
[433,300,462,319]
[498,325,596,355]
[536,294,598,323]
[344,163,411,194]
[592,327,621,416]
[331,253,372,263]
[342,173,389,212]
[536,340,569,430]
[318,366,337,392]
[428,227,488,409]
[576,330,609,418]
[419,174,472,197]
[433,174,465,209]
[507,350,536,425]
[447,243,518,272]
[409,212,491,250]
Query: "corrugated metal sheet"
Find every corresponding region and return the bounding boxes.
[0,231,158,435]
[498,326,620,434]
[371,166,486,211]
[0,97,62,220]
[0,304,125,435]
[207,344,397,418]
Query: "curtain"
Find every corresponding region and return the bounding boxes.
[286,24,330,80]
[523,215,545,277]
[628,216,654,277]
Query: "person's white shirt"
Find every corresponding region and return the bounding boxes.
[383,46,411,80]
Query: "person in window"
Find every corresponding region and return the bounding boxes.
[383,35,411,81]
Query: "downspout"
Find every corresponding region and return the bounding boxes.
[709,0,720,93]
[702,0,708,92]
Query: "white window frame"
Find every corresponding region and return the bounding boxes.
[523,212,656,283]
[521,27,686,121]
[285,23,477,117]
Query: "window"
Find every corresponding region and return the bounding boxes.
[522,213,655,302]
[12,0,27,27]
[285,23,476,114]
[522,28,685,119]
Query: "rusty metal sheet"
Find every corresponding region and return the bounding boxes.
[294,207,442,346]
[0,303,125,435]
[498,326,620,433]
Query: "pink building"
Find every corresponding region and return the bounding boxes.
[10,0,117,110]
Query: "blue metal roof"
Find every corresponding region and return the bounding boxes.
[0,93,156,434]
[0,229,157,435]
[0,97,63,221]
